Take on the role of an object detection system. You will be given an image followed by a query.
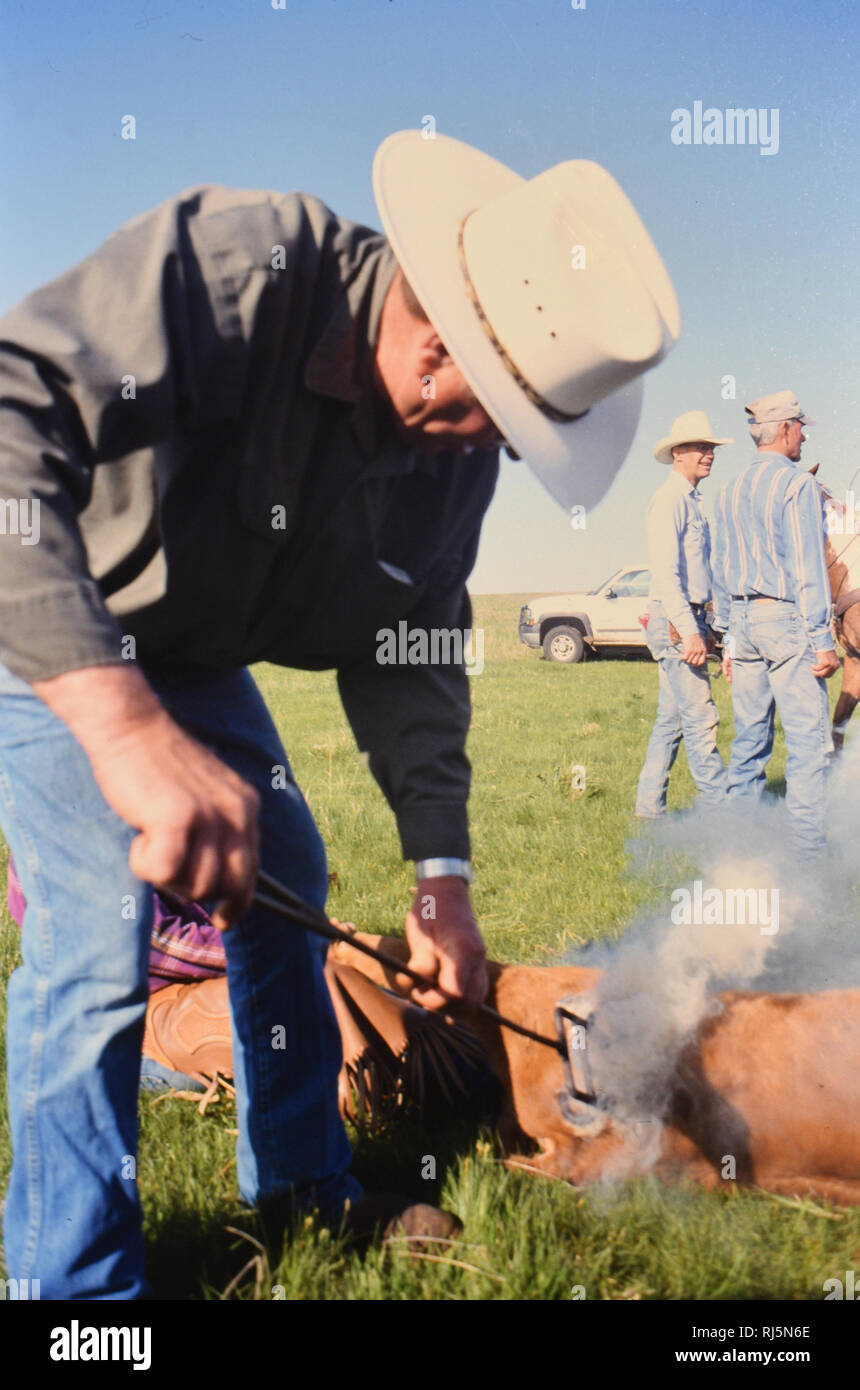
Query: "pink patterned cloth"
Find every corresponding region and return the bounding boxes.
[6,857,26,928]
[6,858,226,993]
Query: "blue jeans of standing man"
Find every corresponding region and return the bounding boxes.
[726,598,833,856]
[0,661,360,1300]
[635,600,727,817]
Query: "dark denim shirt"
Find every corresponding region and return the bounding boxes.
[0,185,499,858]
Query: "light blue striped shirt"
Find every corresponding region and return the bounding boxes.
[712,452,834,649]
[646,469,712,638]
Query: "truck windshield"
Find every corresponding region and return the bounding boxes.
[588,570,620,595]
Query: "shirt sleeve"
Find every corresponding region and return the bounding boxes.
[710,488,731,633]
[336,458,498,863]
[785,472,835,650]
[647,487,699,638]
[0,187,277,682]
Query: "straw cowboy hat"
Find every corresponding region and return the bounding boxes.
[373,131,680,511]
[653,410,733,465]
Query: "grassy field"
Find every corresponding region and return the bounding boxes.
[1,595,856,1300]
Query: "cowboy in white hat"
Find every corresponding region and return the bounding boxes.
[711,391,839,856]
[0,130,678,1296]
[635,410,732,818]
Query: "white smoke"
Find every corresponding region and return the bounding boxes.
[563,737,860,1165]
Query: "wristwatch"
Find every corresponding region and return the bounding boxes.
[415,857,473,885]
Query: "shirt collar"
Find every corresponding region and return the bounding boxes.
[755,450,805,472]
[300,231,495,481]
[302,238,404,463]
[664,468,700,500]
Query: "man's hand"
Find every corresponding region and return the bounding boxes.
[721,653,733,683]
[400,876,488,1010]
[681,633,707,666]
[33,665,260,929]
[811,649,840,679]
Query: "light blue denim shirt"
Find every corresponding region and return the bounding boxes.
[646,469,712,638]
[711,452,834,649]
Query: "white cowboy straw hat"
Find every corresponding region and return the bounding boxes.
[653,410,733,465]
[372,131,680,511]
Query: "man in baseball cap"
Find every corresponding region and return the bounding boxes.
[712,390,837,856]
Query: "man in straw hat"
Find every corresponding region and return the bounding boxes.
[711,391,838,856]
[0,130,678,1297]
[635,411,732,818]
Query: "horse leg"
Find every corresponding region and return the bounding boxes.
[832,647,860,753]
[833,688,858,753]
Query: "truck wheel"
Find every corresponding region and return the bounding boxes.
[542,625,585,663]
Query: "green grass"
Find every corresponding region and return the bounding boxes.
[1,595,856,1300]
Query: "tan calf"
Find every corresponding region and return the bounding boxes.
[330,934,860,1206]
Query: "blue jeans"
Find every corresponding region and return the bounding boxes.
[138,1055,206,1094]
[726,598,833,856]
[0,662,359,1300]
[635,601,727,816]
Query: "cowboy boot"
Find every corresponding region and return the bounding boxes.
[142,976,234,1086]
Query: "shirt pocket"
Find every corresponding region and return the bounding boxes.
[287,547,429,664]
[686,516,707,552]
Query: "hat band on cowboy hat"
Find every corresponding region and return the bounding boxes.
[458,165,677,419]
[654,409,733,465]
[373,131,680,512]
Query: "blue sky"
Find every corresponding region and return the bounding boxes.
[2,0,857,592]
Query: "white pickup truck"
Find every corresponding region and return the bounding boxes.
[518,565,651,662]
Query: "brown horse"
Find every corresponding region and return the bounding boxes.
[815,471,860,751]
